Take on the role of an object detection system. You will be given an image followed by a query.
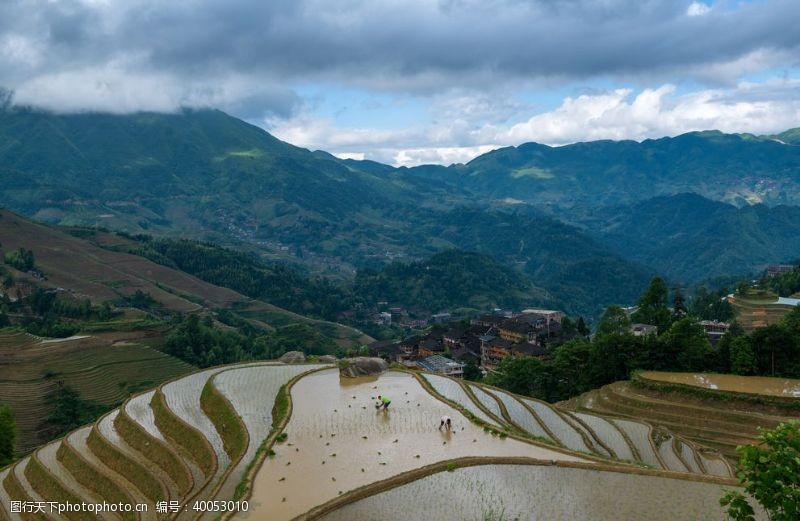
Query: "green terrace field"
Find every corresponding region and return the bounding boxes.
[0,330,193,455]
[0,365,755,521]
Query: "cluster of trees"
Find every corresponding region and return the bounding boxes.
[164,314,263,367]
[163,314,340,368]
[353,250,549,315]
[3,247,35,272]
[762,264,800,297]
[45,385,107,439]
[0,284,126,338]
[125,237,351,320]
[485,277,800,403]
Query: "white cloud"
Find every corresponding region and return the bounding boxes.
[333,152,366,161]
[494,80,800,145]
[687,2,711,17]
[392,145,498,167]
[264,78,800,166]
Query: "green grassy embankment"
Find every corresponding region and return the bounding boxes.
[56,442,136,521]
[86,427,165,503]
[151,389,216,476]
[114,409,192,494]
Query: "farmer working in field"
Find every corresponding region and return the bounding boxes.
[376,394,391,412]
[439,415,452,432]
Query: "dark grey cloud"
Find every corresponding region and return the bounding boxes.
[1,0,798,113]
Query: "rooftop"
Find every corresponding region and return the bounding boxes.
[418,354,465,373]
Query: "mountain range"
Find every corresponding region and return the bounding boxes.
[1,106,799,314]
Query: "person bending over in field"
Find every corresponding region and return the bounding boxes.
[439,415,452,432]
[377,395,391,412]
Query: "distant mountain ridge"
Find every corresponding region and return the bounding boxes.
[402,128,800,209]
[588,193,800,283]
[1,106,799,314]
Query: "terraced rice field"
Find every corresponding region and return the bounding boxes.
[239,370,586,520]
[520,398,593,454]
[485,388,552,441]
[0,365,743,521]
[420,375,725,476]
[639,371,800,398]
[465,383,505,422]
[420,374,500,427]
[564,379,799,463]
[0,330,192,454]
[319,463,757,521]
[728,294,797,331]
[210,364,325,505]
[655,434,688,473]
[0,362,329,520]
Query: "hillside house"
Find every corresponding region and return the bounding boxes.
[521,309,565,324]
[630,323,658,337]
[471,313,507,328]
[498,313,549,343]
[767,264,795,277]
[699,320,730,345]
[418,337,444,358]
[481,336,550,370]
[418,354,465,377]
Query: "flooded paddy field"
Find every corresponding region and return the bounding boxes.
[320,463,755,521]
[239,369,585,520]
[640,371,800,398]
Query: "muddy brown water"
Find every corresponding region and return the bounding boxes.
[237,369,586,520]
[641,371,800,398]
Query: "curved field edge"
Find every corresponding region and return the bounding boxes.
[414,373,621,465]
[151,388,217,478]
[57,438,137,521]
[219,366,331,521]
[201,378,249,463]
[299,455,739,521]
[115,408,193,495]
[87,422,166,504]
[632,372,800,411]
[25,453,94,521]
[3,466,46,521]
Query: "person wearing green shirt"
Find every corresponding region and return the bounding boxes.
[377,395,391,411]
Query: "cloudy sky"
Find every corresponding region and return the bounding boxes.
[2,0,799,165]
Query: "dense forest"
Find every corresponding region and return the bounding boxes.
[118,236,557,318]
[353,250,551,313]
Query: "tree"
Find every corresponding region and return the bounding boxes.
[486,356,548,398]
[632,277,671,332]
[750,325,799,377]
[730,337,757,376]
[597,306,631,337]
[575,316,590,337]
[462,359,482,381]
[550,339,594,400]
[672,286,687,320]
[721,420,800,521]
[661,318,711,372]
[0,405,15,466]
[4,248,35,271]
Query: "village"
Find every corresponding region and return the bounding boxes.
[367,306,734,379]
